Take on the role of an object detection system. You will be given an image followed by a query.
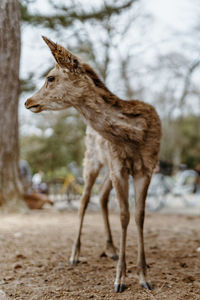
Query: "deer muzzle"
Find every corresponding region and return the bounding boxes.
[25,99,42,113]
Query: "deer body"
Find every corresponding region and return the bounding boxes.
[25,37,161,292]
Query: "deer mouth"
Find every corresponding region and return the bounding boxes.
[27,104,42,113]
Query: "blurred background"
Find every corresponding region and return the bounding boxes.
[0,0,200,212]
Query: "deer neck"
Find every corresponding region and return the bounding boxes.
[73,87,123,143]
[66,64,133,145]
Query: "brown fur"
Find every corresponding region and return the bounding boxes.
[25,37,161,292]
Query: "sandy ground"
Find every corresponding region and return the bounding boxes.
[0,210,199,300]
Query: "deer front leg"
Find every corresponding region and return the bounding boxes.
[133,175,153,290]
[99,176,118,260]
[70,164,101,265]
[111,170,130,293]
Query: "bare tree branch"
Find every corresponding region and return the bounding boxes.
[21,0,138,28]
[179,58,200,106]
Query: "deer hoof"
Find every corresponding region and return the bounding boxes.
[111,254,119,261]
[100,251,107,258]
[114,283,126,293]
[140,281,153,290]
[69,258,80,265]
[100,252,118,260]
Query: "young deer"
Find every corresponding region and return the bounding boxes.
[25,36,161,293]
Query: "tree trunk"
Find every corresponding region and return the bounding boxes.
[0,0,25,210]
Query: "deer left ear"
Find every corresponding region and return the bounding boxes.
[42,36,83,74]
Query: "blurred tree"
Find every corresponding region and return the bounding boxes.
[0,0,25,209]
[20,110,86,177]
[160,114,200,169]
[20,0,140,94]
[177,115,200,168]
[20,0,137,29]
[153,52,200,166]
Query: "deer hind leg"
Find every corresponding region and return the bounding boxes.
[110,170,130,293]
[133,175,153,290]
[99,175,118,260]
[70,163,101,265]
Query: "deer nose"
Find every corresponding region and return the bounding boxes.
[25,99,30,108]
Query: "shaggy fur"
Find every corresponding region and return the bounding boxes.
[25,36,161,293]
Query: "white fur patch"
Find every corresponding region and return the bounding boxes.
[30,107,40,113]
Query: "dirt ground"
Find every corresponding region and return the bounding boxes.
[0,210,199,300]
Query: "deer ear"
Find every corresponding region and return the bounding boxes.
[42,36,83,74]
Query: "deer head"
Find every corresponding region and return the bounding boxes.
[25,36,96,113]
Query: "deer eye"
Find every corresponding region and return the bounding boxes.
[47,76,55,82]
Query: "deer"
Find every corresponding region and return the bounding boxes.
[25,36,161,293]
